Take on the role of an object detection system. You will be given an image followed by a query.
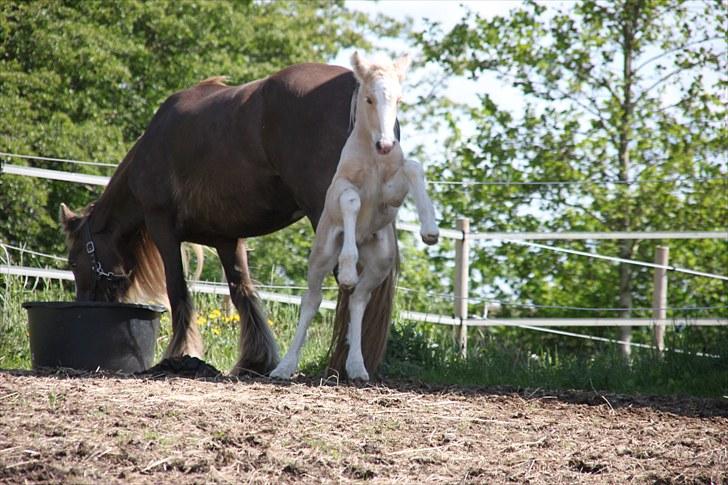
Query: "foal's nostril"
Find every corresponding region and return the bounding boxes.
[375,141,382,151]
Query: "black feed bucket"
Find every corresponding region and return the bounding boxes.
[23,301,165,373]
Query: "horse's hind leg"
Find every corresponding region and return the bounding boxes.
[217,239,279,375]
[270,222,340,380]
[345,227,396,381]
[145,214,203,359]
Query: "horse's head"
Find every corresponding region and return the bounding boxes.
[351,51,411,156]
[59,203,131,301]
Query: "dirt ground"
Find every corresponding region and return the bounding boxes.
[1,370,726,484]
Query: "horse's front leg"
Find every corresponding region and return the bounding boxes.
[270,221,340,380]
[145,213,203,359]
[345,226,397,381]
[403,159,439,245]
[337,186,361,289]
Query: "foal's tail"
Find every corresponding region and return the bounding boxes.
[327,224,399,378]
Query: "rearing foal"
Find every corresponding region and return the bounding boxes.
[271,52,439,381]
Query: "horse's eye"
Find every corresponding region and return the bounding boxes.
[366,97,373,105]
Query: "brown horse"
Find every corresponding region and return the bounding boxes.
[59,63,398,376]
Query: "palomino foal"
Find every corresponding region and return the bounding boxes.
[270,52,439,381]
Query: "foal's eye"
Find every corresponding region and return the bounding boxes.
[366,97,373,105]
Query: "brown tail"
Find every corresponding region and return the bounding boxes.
[327,223,399,378]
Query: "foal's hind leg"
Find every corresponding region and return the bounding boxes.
[270,222,340,380]
[145,213,203,359]
[218,239,279,375]
[345,227,397,381]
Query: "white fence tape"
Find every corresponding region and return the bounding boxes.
[2,265,725,328]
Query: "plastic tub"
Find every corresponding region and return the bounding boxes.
[22,301,165,373]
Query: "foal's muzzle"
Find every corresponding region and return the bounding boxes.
[375,138,396,155]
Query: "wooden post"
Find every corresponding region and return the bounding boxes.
[652,245,669,352]
[454,218,470,358]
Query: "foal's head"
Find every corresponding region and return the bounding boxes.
[351,51,411,155]
[60,203,131,302]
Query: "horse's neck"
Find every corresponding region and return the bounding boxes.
[91,165,143,237]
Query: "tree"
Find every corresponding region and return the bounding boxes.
[414,0,727,354]
[0,0,400,274]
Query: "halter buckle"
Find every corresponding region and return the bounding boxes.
[85,241,96,254]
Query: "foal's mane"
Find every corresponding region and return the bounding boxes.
[349,82,359,133]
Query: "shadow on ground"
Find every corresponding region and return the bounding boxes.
[2,356,726,420]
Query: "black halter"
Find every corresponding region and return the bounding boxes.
[82,218,129,298]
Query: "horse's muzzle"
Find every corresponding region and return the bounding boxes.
[375,139,396,155]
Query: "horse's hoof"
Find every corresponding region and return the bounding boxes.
[345,361,369,382]
[421,231,439,245]
[338,271,358,289]
[269,363,295,380]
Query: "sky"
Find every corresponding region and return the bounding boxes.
[335,1,521,108]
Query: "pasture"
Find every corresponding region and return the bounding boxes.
[1,1,726,482]
[1,371,726,484]
[2,280,727,483]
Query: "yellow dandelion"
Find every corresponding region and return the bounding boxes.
[209,309,222,320]
[232,314,240,322]
[196,315,207,326]
[212,327,221,336]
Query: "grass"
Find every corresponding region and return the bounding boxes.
[2,275,727,397]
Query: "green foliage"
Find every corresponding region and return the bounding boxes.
[0,0,402,257]
[4,273,725,396]
[383,320,728,397]
[413,0,727,343]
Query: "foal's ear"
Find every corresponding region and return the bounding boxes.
[350,51,370,82]
[59,203,81,233]
[394,53,411,82]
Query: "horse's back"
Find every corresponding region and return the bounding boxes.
[126,63,357,238]
[128,77,275,229]
[261,63,357,225]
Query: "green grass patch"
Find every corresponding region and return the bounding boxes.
[2,275,726,397]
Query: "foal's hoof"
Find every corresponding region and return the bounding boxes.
[345,361,370,382]
[338,269,359,290]
[269,362,295,380]
[421,230,439,246]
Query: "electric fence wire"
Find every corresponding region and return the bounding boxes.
[3,151,726,186]
[2,243,726,315]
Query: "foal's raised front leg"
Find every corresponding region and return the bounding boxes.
[270,221,340,380]
[337,186,361,289]
[404,159,439,245]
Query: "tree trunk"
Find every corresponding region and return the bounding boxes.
[616,2,639,358]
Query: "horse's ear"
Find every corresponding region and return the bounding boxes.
[394,53,411,82]
[350,51,370,82]
[59,203,81,233]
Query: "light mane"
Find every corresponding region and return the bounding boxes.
[197,76,229,87]
[123,229,169,308]
[356,54,399,83]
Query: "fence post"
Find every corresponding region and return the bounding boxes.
[454,217,470,358]
[652,245,669,352]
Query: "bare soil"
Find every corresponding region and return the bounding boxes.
[1,369,726,484]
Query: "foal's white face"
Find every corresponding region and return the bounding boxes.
[351,52,411,155]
